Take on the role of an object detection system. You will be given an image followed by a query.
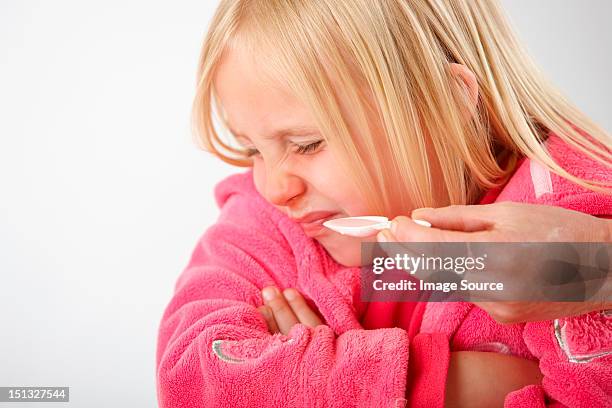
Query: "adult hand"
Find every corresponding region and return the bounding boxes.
[258,286,324,335]
[380,202,610,243]
[377,202,611,324]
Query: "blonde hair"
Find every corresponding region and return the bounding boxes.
[192,0,611,216]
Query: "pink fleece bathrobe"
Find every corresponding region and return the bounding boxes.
[156,133,611,407]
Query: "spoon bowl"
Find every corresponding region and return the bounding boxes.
[322,216,431,237]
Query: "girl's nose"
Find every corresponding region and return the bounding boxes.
[263,167,305,207]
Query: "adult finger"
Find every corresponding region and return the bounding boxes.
[257,305,280,334]
[411,205,495,233]
[282,288,323,328]
[262,286,299,335]
[379,215,493,243]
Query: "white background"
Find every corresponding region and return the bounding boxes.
[0,1,610,406]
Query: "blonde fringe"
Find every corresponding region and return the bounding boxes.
[191,0,611,217]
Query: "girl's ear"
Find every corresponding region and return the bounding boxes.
[448,63,479,120]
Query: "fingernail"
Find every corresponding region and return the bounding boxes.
[262,286,279,301]
[390,220,398,235]
[413,219,431,228]
[283,288,297,301]
[377,230,390,242]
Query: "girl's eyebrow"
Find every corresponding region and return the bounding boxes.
[228,124,319,142]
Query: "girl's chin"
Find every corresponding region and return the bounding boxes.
[317,234,367,267]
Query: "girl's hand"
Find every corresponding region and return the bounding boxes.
[258,286,324,335]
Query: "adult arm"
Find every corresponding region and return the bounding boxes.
[379,202,611,323]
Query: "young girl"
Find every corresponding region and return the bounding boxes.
[157,0,611,406]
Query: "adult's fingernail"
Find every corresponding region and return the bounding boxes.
[262,286,279,301]
[377,230,391,242]
[390,220,398,235]
[413,219,431,228]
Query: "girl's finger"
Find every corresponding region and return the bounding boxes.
[262,286,299,335]
[282,288,323,328]
[257,305,280,334]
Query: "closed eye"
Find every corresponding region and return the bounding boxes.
[293,140,324,155]
[244,147,259,157]
[244,140,325,157]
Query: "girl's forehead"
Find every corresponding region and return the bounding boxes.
[214,90,312,145]
[215,43,293,96]
[214,46,321,138]
[213,38,374,147]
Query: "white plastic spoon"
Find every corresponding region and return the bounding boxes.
[322,216,431,237]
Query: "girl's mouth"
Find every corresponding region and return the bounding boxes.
[296,212,341,237]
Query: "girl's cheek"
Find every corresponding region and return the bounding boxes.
[304,152,347,194]
[251,151,362,213]
[252,161,266,197]
[309,157,365,213]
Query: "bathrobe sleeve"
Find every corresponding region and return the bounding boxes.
[503,312,612,407]
[492,133,612,407]
[155,173,413,408]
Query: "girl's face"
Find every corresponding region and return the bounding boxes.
[213,45,380,267]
